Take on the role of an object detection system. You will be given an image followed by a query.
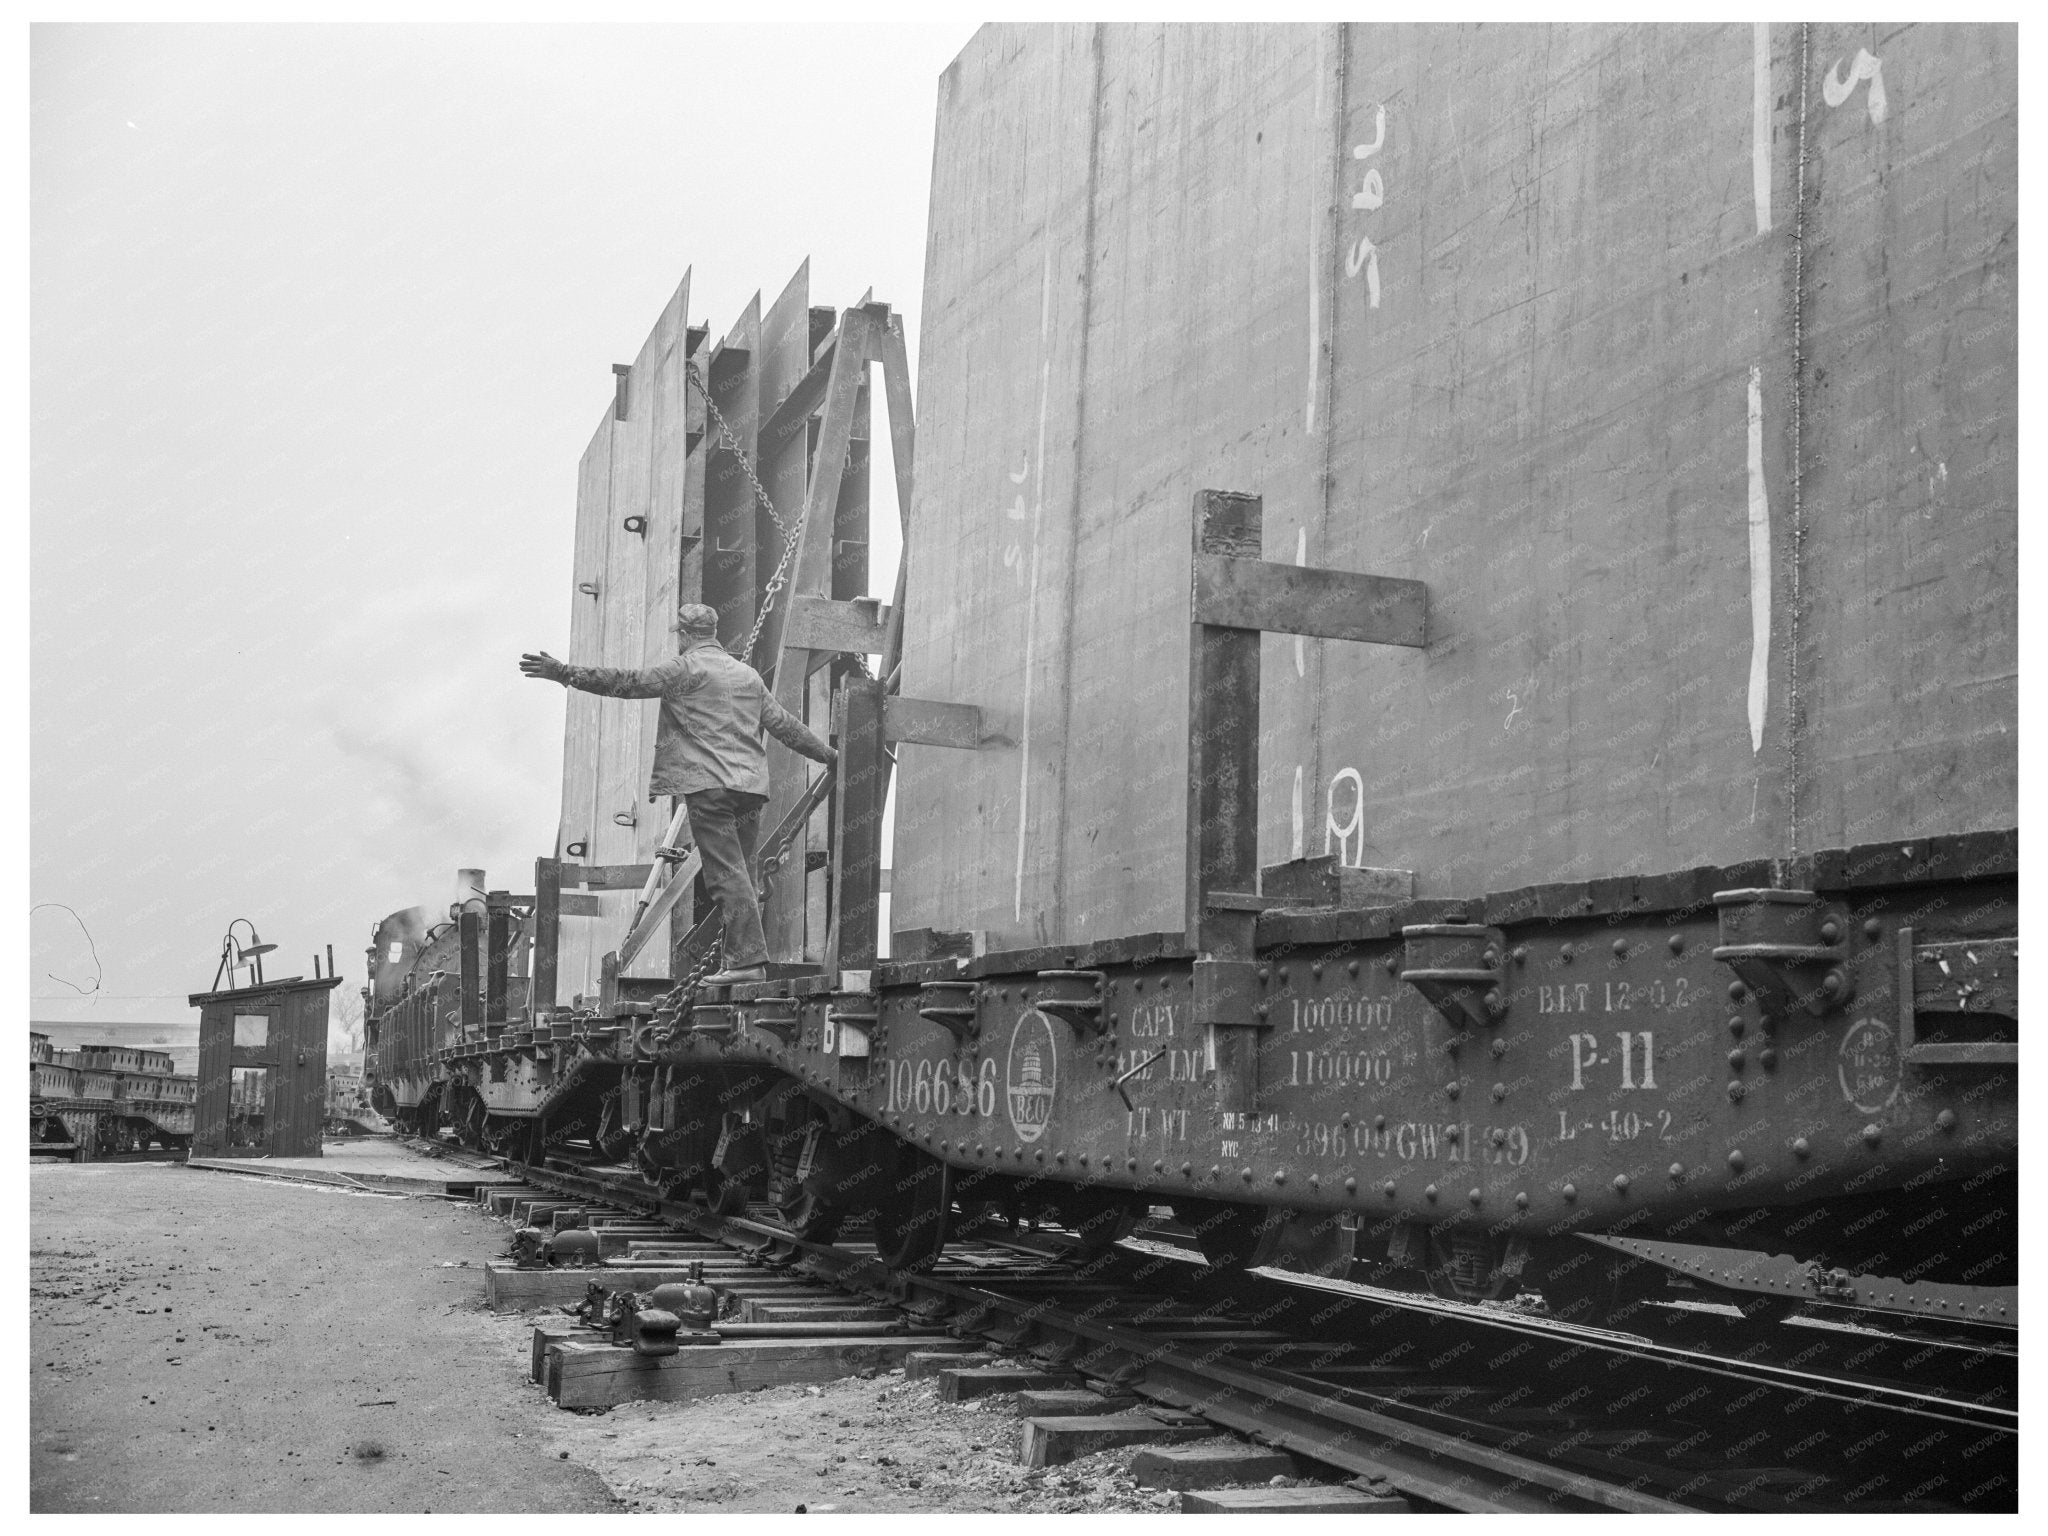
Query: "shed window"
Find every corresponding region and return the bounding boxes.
[233,1014,269,1047]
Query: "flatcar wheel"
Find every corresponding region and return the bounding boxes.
[703,1172,751,1216]
[593,1092,636,1165]
[868,1145,951,1272]
[775,1184,844,1243]
[1176,1198,1288,1270]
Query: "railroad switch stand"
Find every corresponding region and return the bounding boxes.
[1184,489,1427,1112]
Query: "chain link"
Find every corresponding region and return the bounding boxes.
[685,359,805,666]
[683,357,873,680]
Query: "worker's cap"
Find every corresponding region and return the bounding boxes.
[674,603,721,638]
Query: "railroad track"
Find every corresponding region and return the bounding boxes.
[469,1148,2015,1514]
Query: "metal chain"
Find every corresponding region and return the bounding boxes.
[683,357,873,680]
[684,359,805,666]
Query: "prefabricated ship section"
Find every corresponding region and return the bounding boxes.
[893,22,2016,952]
[549,263,876,1006]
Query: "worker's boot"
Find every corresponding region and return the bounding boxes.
[702,964,767,987]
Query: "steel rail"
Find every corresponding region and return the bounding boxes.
[1259,1269,2018,1440]
[502,1157,1673,1512]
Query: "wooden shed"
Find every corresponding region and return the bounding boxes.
[188,976,340,1158]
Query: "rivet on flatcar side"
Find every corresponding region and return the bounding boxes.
[1375,1115,1387,1132]
[1126,1157,1137,1172]
[1727,1048,1744,1071]
[1792,1137,1811,1158]
[1445,1081,1461,1100]
[1152,1159,1164,1173]
[1445,1125,1459,1142]
[1491,1126,1506,1145]
[1241,1166,1254,1182]
[1562,1183,1578,1201]
[1559,944,1573,963]
[1490,1037,1508,1057]
[1936,1109,1957,1133]
[1862,1124,1882,1146]
[1863,917,1883,942]
[1468,1188,1482,1207]
[1424,1183,1438,1201]
[1514,1192,1530,1210]
[1382,1179,1396,1197]
[1209,1165,1221,1180]
[1511,945,1528,964]
[1182,1162,1194,1177]
[1384,954,1399,973]
[1668,1163,1684,1181]
[1256,1002,1270,1020]
[1727,1080,1744,1102]
[1055,1149,1066,1162]
[1347,959,1360,977]
[1668,933,1684,954]
[1308,1173,1320,1191]
[1727,1150,1745,1171]
[1253,969,1265,984]
[1277,966,1289,984]
[1819,920,1841,944]
[1035,1150,1045,1162]
[1311,960,1324,978]
[1613,1174,1629,1194]
[1339,1111,1351,1126]
[1134,976,1145,992]
[1758,1047,1777,1070]
[1728,1016,1745,1037]
[1273,1169,1287,1184]
[1612,938,1629,958]
[1728,980,1747,1002]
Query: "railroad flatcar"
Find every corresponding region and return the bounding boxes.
[30,1034,197,1159]
[365,23,2016,1333]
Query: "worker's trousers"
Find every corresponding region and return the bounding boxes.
[684,788,769,969]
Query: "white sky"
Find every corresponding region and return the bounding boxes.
[30,22,976,1023]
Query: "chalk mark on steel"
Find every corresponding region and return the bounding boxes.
[1013,249,1055,926]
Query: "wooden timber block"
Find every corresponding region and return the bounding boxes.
[1020,1414,1210,1469]
[485,1263,743,1313]
[484,1187,538,1215]
[531,1324,610,1383]
[907,1350,996,1380]
[940,1365,1072,1402]
[1015,1388,1138,1418]
[1259,854,1415,908]
[1180,1485,1410,1513]
[1131,1442,1297,1490]
[511,1199,581,1225]
[544,1336,983,1409]
[740,1300,897,1325]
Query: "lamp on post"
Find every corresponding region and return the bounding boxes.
[212,919,278,992]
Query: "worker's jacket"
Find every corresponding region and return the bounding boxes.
[561,640,831,798]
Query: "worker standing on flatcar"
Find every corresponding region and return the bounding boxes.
[519,602,836,987]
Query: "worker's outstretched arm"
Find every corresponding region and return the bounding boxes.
[761,694,838,765]
[519,652,688,698]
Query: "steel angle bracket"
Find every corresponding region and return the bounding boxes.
[1712,889,1854,1016]
[916,980,980,1043]
[1032,969,1109,1036]
[738,996,802,1046]
[1400,925,1507,1030]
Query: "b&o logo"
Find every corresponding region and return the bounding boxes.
[1005,1010,1059,1144]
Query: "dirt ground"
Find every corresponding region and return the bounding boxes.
[29,1156,1219,1514]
